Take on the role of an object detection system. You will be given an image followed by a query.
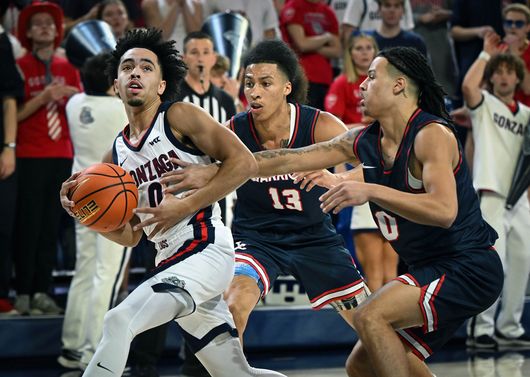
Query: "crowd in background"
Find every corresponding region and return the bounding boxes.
[1,0,530,376]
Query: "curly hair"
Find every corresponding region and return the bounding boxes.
[243,39,308,104]
[484,53,525,93]
[378,47,451,123]
[105,28,187,102]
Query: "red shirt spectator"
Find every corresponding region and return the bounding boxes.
[325,74,366,125]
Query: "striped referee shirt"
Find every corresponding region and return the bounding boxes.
[176,80,236,124]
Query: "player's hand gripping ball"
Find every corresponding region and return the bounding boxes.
[69,163,138,232]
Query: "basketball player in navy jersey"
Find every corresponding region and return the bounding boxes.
[172,45,505,377]
[246,46,504,377]
[161,39,369,374]
[59,28,285,377]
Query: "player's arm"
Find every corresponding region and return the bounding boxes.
[59,149,143,247]
[255,125,360,177]
[134,103,256,234]
[321,123,459,228]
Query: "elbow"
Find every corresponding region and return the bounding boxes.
[245,156,259,179]
[438,206,457,229]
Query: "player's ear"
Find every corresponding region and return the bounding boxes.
[284,81,292,97]
[393,76,406,96]
[113,79,120,98]
[158,80,166,96]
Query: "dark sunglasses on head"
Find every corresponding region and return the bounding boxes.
[504,19,526,29]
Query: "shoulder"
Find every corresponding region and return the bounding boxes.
[415,122,457,154]
[314,110,349,141]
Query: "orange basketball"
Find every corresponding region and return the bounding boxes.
[70,163,138,232]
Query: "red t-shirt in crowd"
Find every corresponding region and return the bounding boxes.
[515,45,530,107]
[16,53,82,159]
[280,0,339,85]
[324,74,366,125]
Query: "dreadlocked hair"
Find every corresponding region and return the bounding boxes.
[377,47,451,123]
[243,39,308,104]
[106,28,187,102]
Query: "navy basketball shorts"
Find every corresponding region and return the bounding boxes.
[394,248,503,360]
[233,225,367,310]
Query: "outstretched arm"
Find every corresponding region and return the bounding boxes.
[255,126,360,177]
[321,123,460,228]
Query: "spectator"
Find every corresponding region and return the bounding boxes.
[280,0,341,110]
[13,2,81,316]
[0,2,24,317]
[57,53,132,371]
[372,0,428,57]
[141,0,206,51]
[411,0,458,97]
[210,54,245,113]
[463,31,530,349]
[341,0,414,46]
[502,3,530,106]
[450,0,503,98]
[97,0,131,40]
[61,0,141,34]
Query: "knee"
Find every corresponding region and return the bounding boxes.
[351,304,382,335]
[102,306,130,336]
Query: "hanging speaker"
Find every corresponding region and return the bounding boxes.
[201,12,252,79]
[65,20,117,68]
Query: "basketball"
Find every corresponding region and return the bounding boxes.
[69,163,138,232]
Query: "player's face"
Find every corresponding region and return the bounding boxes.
[182,38,217,78]
[115,48,166,107]
[379,0,404,27]
[27,12,57,47]
[244,63,292,121]
[490,63,519,98]
[350,37,376,72]
[359,57,396,117]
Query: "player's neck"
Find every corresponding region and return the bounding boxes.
[185,74,211,94]
[493,90,515,107]
[254,102,291,143]
[126,98,161,139]
[378,103,418,144]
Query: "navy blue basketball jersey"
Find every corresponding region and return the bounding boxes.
[230,103,333,232]
[354,108,497,266]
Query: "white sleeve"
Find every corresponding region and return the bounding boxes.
[468,90,489,134]
[262,0,279,30]
[342,0,364,27]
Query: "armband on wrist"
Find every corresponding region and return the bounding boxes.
[478,51,491,62]
[3,142,16,148]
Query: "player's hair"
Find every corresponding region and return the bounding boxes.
[82,53,113,95]
[183,31,214,53]
[106,28,187,101]
[243,39,308,104]
[484,53,525,92]
[378,47,451,123]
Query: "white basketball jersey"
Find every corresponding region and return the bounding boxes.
[113,102,223,259]
[469,90,530,197]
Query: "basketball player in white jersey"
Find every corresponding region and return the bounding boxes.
[463,31,530,349]
[59,28,286,377]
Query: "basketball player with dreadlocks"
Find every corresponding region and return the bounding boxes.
[249,46,503,377]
